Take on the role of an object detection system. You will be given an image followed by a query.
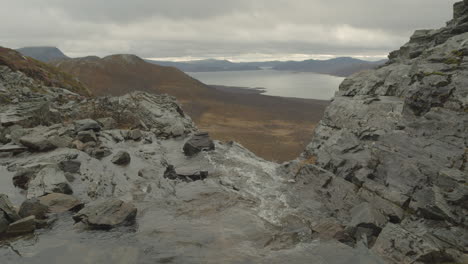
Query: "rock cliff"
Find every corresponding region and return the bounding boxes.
[300,1,468,263]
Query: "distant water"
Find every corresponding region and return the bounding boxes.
[188,70,344,100]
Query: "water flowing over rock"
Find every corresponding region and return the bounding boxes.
[0,2,467,263]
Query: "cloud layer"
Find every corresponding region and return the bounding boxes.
[0,0,459,60]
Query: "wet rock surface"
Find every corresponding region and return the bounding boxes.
[0,3,467,263]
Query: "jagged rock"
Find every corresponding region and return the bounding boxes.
[183,132,215,156]
[6,216,36,235]
[38,193,83,213]
[0,211,9,233]
[18,198,49,220]
[372,223,456,264]
[410,187,458,222]
[27,167,72,198]
[0,194,20,222]
[76,130,97,143]
[96,117,117,130]
[163,165,208,182]
[349,202,387,231]
[73,199,137,229]
[111,151,131,165]
[19,135,56,152]
[74,119,101,132]
[58,160,81,174]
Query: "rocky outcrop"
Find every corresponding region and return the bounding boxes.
[300,2,468,263]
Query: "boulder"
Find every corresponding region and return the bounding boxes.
[74,119,101,132]
[111,151,131,165]
[0,194,20,222]
[18,198,49,220]
[6,216,36,235]
[27,167,73,198]
[76,130,97,143]
[19,135,56,152]
[73,199,137,229]
[183,132,215,156]
[38,193,83,213]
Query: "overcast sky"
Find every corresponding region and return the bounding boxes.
[0,0,459,61]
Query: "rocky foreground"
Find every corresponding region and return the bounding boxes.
[0,2,467,264]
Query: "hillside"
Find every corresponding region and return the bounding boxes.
[0,46,89,96]
[16,46,69,62]
[53,55,328,161]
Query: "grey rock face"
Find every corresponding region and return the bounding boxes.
[302,2,468,262]
[73,199,137,229]
[111,151,131,165]
[183,132,215,156]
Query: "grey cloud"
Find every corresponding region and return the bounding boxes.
[0,0,460,60]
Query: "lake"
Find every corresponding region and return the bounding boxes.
[188,70,344,100]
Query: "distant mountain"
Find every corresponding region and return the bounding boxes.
[146,59,261,72]
[148,57,387,76]
[0,46,89,95]
[271,57,387,77]
[16,46,69,62]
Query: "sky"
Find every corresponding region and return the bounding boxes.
[0,0,459,61]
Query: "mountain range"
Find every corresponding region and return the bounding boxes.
[17,46,386,77]
[148,57,386,76]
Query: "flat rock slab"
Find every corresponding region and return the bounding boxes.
[74,119,101,132]
[0,144,27,153]
[73,199,137,229]
[19,136,56,152]
[39,193,83,213]
[183,132,215,156]
[6,216,36,235]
